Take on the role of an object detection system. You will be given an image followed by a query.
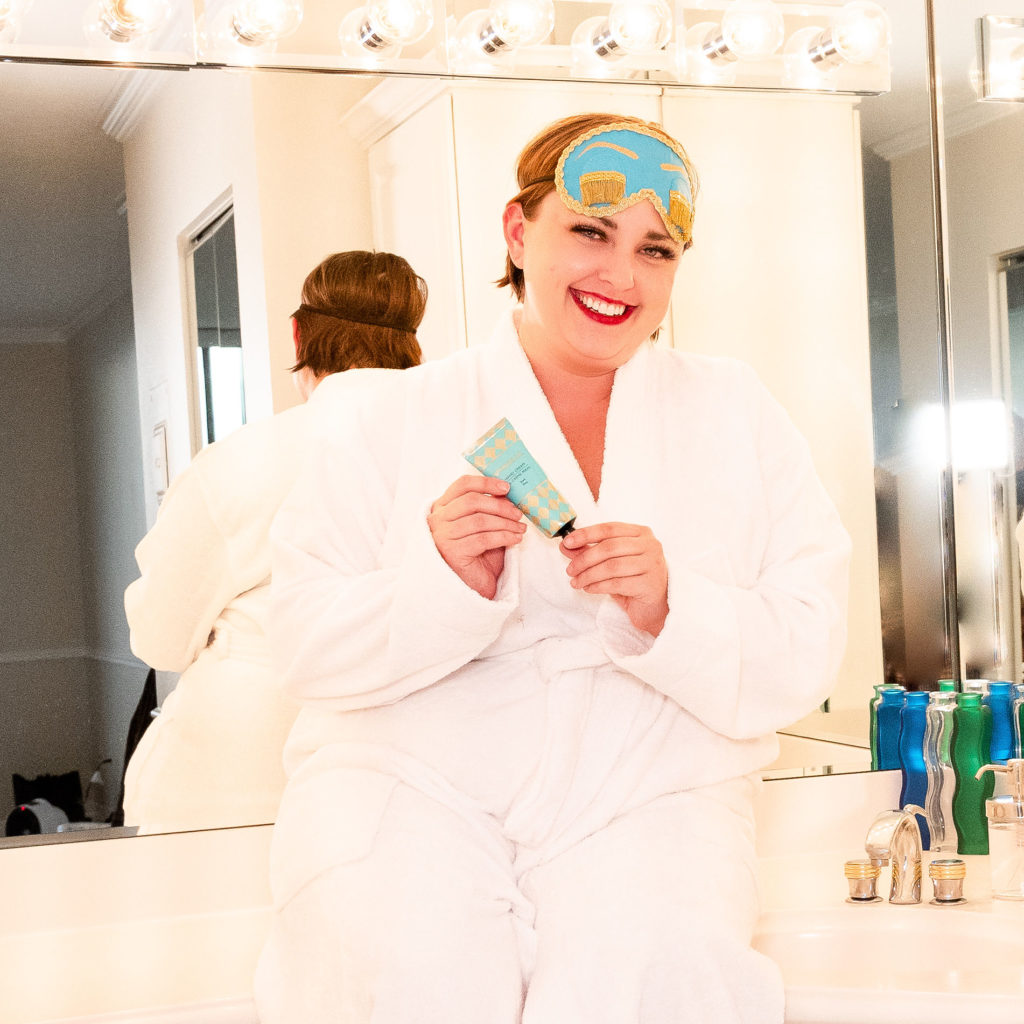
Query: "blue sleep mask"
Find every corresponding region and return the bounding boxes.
[555,123,695,245]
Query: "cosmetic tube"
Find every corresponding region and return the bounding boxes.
[463,417,577,538]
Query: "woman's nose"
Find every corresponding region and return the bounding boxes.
[599,246,635,291]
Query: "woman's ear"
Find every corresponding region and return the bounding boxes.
[502,202,526,269]
[291,317,301,357]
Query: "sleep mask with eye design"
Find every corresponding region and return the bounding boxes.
[554,122,695,246]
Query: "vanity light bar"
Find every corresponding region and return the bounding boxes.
[0,0,892,92]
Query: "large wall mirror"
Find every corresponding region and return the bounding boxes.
[4,0,1011,848]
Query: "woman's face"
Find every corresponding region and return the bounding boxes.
[504,190,683,376]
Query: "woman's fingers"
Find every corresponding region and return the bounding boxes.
[559,521,669,636]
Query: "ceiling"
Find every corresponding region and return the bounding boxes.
[0,62,135,340]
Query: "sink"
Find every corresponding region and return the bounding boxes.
[753,904,1024,1024]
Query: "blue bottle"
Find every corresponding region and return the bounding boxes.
[876,687,906,771]
[898,691,931,849]
[869,684,903,770]
[1014,683,1024,760]
[984,681,1015,764]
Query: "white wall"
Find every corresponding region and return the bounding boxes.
[249,73,378,413]
[123,72,380,526]
[122,71,268,527]
[663,91,883,715]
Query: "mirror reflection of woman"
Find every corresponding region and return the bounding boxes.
[122,251,426,834]
[257,114,851,1023]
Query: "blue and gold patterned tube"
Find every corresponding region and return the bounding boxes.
[463,417,577,538]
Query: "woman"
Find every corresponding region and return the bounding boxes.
[256,115,850,1022]
[122,250,425,834]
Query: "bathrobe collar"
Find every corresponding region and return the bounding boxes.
[484,309,659,530]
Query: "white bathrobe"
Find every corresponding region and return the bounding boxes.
[255,312,851,1023]
[122,371,391,833]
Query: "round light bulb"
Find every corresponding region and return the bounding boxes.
[489,0,554,48]
[607,0,672,55]
[230,0,303,46]
[832,0,888,65]
[90,0,172,42]
[721,0,784,61]
[365,0,433,46]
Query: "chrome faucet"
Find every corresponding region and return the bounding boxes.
[864,805,925,904]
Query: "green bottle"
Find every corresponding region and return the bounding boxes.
[951,692,994,855]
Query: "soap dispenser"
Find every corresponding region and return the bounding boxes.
[975,759,1024,900]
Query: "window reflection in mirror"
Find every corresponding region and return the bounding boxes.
[187,207,245,450]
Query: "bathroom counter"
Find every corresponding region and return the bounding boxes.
[755,771,1024,1024]
[5,769,1021,1024]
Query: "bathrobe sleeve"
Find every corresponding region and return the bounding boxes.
[125,434,265,672]
[269,380,519,711]
[601,364,851,740]
[125,410,303,672]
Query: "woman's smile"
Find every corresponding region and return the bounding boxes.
[570,288,636,324]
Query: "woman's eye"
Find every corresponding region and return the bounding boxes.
[572,225,605,240]
[642,245,677,261]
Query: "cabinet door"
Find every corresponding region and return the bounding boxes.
[663,89,882,711]
[368,93,467,361]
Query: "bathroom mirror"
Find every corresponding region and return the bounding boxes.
[928,0,1024,687]
[0,0,964,845]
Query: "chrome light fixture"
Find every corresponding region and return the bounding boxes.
[82,0,173,46]
[199,0,302,61]
[783,0,888,87]
[571,0,673,64]
[685,0,784,84]
[689,0,785,66]
[451,0,554,70]
[339,0,434,60]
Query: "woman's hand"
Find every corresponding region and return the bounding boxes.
[560,522,669,637]
[428,475,527,600]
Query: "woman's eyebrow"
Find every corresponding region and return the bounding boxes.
[592,216,675,244]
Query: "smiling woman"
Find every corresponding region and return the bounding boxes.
[254,111,851,1024]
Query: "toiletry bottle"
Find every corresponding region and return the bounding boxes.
[924,690,958,852]
[876,686,906,772]
[984,681,1015,764]
[869,683,902,770]
[975,759,1024,900]
[1012,683,1024,760]
[898,691,930,848]
[951,692,994,855]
